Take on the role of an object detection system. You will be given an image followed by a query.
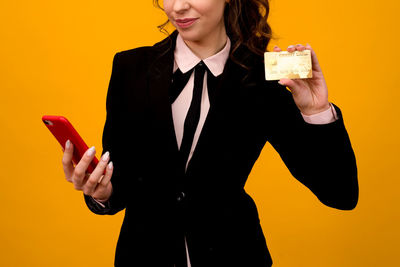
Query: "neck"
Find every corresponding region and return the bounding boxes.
[183,26,228,60]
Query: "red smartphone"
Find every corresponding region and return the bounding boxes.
[42,115,99,173]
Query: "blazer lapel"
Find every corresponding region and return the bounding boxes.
[146,31,182,172]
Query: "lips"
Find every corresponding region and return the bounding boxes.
[175,18,198,28]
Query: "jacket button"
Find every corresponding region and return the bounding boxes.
[177,192,186,202]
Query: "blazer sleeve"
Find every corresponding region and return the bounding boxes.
[83,52,128,215]
[264,82,359,210]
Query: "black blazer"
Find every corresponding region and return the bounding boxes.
[84,31,358,267]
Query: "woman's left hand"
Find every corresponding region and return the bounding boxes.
[273,44,330,115]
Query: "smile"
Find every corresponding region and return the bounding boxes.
[175,18,198,29]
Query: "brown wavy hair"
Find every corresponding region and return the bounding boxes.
[153,0,274,69]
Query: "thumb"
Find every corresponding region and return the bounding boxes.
[278,78,295,88]
[278,78,299,95]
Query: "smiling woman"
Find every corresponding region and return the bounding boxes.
[61,0,359,266]
[155,0,272,66]
[163,0,227,49]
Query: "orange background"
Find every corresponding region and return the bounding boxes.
[1,0,399,266]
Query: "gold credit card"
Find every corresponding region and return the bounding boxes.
[264,50,312,81]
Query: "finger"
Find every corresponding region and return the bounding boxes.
[295,44,306,51]
[272,45,282,52]
[82,151,110,196]
[278,78,297,90]
[72,146,96,190]
[62,140,74,182]
[99,161,113,187]
[305,43,322,72]
[91,162,113,203]
[93,182,113,203]
[287,45,296,53]
[279,78,307,96]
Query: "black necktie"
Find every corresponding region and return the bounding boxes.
[180,61,206,170]
[170,61,208,170]
[170,62,219,107]
[169,68,194,104]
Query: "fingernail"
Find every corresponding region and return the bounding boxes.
[87,146,95,156]
[66,140,70,149]
[108,161,113,170]
[288,45,295,49]
[278,81,284,85]
[306,43,311,47]
[102,151,110,162]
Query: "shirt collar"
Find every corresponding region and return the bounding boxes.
[173,33,231,77]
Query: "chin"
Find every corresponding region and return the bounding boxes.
[176,28,205,43]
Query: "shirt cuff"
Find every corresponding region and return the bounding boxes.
[301,103,338,125]
[92,197,106,208]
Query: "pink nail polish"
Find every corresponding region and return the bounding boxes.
[102,151,110,162]
[87,146,95,156]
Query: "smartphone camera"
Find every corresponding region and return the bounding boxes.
[43,120,54,126]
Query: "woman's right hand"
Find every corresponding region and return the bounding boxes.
[62,140,114,203]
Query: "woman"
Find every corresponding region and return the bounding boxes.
[61,0,358,266]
